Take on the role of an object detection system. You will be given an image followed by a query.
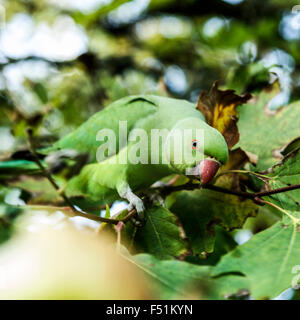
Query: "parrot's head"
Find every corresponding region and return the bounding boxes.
[165,117,228,184]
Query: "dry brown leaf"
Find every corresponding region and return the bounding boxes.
[197,81,252,149]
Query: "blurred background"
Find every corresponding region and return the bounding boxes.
[0,0,300,300]
[0,0,300,155]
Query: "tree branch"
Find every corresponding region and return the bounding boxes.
[254,184,300,198]
[161,180,300,203]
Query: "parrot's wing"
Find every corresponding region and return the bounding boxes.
[40,96,158,163]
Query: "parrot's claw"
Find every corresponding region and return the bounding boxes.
[124,187,144,214]
[128,198,145,216]
[119,185,146,227]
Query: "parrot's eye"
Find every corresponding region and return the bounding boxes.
[192,139,198,150]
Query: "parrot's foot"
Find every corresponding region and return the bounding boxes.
[128,197,145,216]
[119,185,146,227]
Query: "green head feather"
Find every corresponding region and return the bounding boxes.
[164,117,228,174]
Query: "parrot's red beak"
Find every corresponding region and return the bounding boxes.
[198,158,220,184]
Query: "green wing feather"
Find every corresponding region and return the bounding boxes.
[40,96,158,162]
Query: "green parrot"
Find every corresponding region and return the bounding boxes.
[1,95,229,218]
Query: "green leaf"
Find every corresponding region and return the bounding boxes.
[213,214,300,299]
[167,189,257,254]
[103,205,189,260]
[131,253,249,299]
[264,148,300,211]
[185,226,237,266]
[0,204,23,245]
[132,206,188,260]
[105,204,110,219]
[236,82,300,170]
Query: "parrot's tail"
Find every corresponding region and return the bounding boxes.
[0,160,42,176]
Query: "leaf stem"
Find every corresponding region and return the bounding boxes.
[21,204,119,223]
[215,169,270,180]
[254,198,300,224]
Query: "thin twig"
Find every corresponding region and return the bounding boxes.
[203,184,255,199]
[161,182,254,198]
[22,204,119,224]
[206,183,300,199]
[121,209,137,223]
[254,184,300,197]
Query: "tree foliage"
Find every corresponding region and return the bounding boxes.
[0,0,300,300]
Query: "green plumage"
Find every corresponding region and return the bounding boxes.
[1,95,229,213]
